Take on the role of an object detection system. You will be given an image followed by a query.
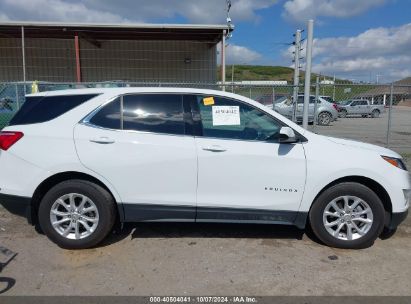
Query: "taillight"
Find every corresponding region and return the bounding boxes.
[332,103,339,111]
[0,131,24,151]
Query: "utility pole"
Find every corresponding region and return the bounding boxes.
[231,64,234,92]
[292,29,302,122]
[302,19,314,129]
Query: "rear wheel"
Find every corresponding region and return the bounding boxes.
[309,182,385,249]
[317,112,332,126]
[372,110,380,118]
[38,180,116,249]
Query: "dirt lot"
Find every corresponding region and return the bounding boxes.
[0,107,410,296]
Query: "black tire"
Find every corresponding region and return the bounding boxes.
[38,180,116,249]
[309,182,385,249]
[339,110,347,118]
[372,109,380,118]
[361,114,368,118]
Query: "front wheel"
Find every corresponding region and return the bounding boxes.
[317,112,332,126]
[339,110,347,118]
[38,180,116,249]
[309,182,385,249]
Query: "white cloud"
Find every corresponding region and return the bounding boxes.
[0,0,278,24]
[283,0,386,22]
[284,23,411,81]
[218,43,263,64]
[0,0,130,23]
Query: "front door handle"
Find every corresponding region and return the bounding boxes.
[89,137,115,144]
[202,145,226,152]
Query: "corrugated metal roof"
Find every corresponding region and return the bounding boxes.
[0,21,233,42]
[0,21,233,30]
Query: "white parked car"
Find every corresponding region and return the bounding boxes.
[338,99,385,118]
[0,88,409,249]
[274,95,339,126]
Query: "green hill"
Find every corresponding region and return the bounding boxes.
[218,65,295,82]
[217,65,346,84]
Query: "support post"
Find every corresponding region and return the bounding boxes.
[292,29,301,122]
[15,84,20,110]
[313,76,320,130]
[74,35,81,82]
[21,26,26,93]
[302,20,314,129]
[221,30,226,91]
[386,83,394,147]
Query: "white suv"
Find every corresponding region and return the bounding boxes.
[0,88,409,249]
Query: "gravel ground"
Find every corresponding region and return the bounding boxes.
[0,106,410,296]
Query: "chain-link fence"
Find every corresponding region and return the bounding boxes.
[1,81,410,155]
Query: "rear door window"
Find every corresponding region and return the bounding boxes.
[9,94,98,126]
[88,94,185,136]
[88,97,121,130]
[122,94,185,135]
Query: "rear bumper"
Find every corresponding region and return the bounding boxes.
[388,210,408,230]
[0,193,33,224]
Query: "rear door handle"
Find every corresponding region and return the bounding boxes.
[89,137,115,144]
[202,145,226,152]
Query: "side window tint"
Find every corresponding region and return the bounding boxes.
[122,94,184,135]
[9,94,98,126]
[297,96,304,104]
[89,97,121,129]
[196,95,282,141]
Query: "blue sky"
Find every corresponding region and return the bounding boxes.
[1,0,410,82]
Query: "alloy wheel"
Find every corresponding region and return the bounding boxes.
[323,195,373,241]
[50,193,99,240]
[318,112,331,125]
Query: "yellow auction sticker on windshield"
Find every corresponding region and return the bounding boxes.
[203,96,215,105]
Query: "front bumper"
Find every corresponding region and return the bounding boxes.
[0,193,33,224]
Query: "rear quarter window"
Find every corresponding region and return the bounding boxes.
[8,94,99,126]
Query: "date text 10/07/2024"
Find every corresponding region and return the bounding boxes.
[149,296,258,303]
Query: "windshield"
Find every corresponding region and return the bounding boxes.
[321,96,333,103]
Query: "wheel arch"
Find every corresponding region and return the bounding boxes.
[307,175,392,222]
[30,171,124,225]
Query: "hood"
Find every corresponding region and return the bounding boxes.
[325,136,401,158]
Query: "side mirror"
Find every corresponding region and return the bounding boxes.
[279,127,298,143]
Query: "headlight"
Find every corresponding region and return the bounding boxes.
[381,156,408,171]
